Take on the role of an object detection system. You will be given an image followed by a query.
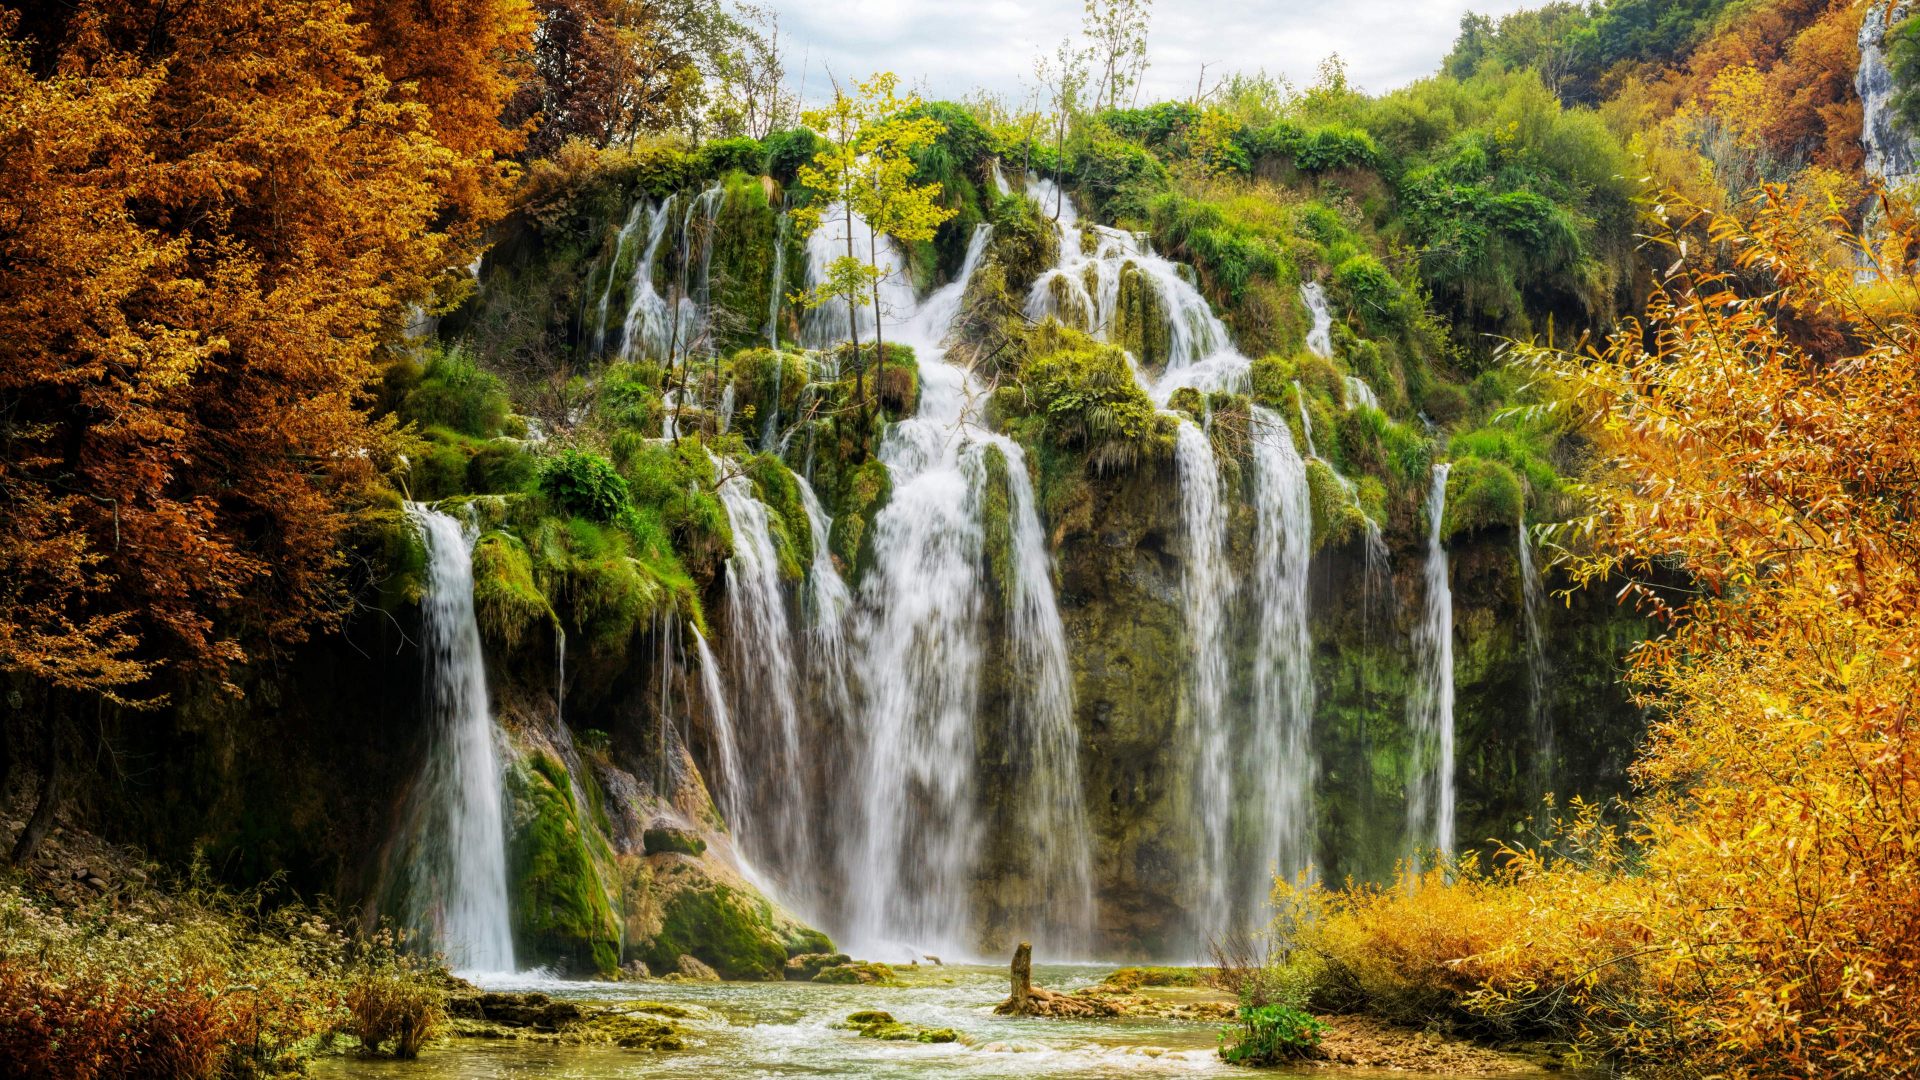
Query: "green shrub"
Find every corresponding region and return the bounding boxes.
[468,440,538,494]
[540,449,632,523]
[404,347,511,438]
[1219,1003,1328,1065]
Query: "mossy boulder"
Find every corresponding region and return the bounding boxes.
[785,952,853,980]
[1111,262,1169,370]
[505,750,623,978]
[812,961,899,985]
[628,858,793,980]
[837,1010,957,1043]
[1441,456,1523,542]
[641,827,706,857]
[472,531,555,650]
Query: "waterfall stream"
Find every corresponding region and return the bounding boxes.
[1519,516,1553,800]
[1245,406,1316,912]
[397,502,516,974]
[712,456,814,896]
[1173,419,1235,944]
[1407,466,1457,866]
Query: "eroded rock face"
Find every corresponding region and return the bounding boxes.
[1859,2,1920,189]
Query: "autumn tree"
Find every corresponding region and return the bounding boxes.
[0,0,525,860]
[1516,185,1920,1073]
[793,73,955,438]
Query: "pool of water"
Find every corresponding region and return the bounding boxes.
[311,965,1518,1078]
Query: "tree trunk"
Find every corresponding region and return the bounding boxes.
[10,705,62,864]
[1009,941,1033,1013]
[867,219,887,424]
[844,209,865,445]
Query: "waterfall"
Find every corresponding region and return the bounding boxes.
[1407,465,1456,867]
[991,159,1012,196]
[712,457,813,890]
[397,502,515,974]
[1293,380,1319,459]
[1519,515,1553,800]
[691,626,746,835]
[828,222,1093,957]
[1174,420,1235,943]
[1301,282,1333,358]
[798,203,917,352]
[1345,375,1380,411]
[1243,407,1316,917]
[616,194,678,361]
[591,200,647,356]
[1024,177,1239,393]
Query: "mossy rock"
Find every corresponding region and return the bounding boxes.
[812,961,899,986]
[785,952,853,980]
[780,925,834,958]
[1111,261,1169,370]
[1304,458,1367,551]
[630,862,790,980]
[506,751,623,977]
[743,452,813,579]
[1442,456,1523,542]
[831,457,893,575]
[472,531,555,650]
[837,1010,956,1042]
[642,827,707,857]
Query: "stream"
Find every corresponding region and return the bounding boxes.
[312,965,1530,1079]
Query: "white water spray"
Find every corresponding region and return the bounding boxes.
[398,502,515,974]
[1407,465,1456,866]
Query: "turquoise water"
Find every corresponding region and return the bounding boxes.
[311,964,1522,1078]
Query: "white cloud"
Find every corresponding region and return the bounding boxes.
[767,0,1543,108]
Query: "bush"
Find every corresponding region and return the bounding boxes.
[1220,1003,1328,1065]
[403,347,511,438]
[540,449,632,523]
[341,933,448,1059]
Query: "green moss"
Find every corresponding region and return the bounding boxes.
[404,346,512,438]
[1441,456,1524,541]
[780,925,833,958]
[472,532,556,649]
[979,445,1016,612]
[743,453,812,580]
[1111,263,1168,369]
[990,192,1061,294]
[992,322,1176,471]
[641,880,790,981]
[1305,458,1367,551]
[507,750,622,977]
[366,505,430,613]
[812,961,900,985]
[709,172,782,354]
[831,458,893,575]
[642,828,707,857]
[728,348,809,446]
[468,440,539,494]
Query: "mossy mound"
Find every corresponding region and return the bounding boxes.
[505,750,622,978]
[628,858,803,981]
[641,827,706,856]
[837,1010,958,1043]
[813,961,900,986]
[471,531,555,649]
[1441,456,1523,542]
[785,952,853,980]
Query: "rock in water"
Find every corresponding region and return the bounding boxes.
[994,942,1120,1018]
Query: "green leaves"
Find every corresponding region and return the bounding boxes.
[1218,1003,1328,1064]
[538,449,632,524]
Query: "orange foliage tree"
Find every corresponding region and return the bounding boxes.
[1522,185,1920,1073]
[0,0,527,858]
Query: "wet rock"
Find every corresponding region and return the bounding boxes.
[447,990,588,1032]
[785,952,853,980]
[672,954,721,981]
[838,1010,959,1043]
[642,826,707,857]
[811,961,898,985]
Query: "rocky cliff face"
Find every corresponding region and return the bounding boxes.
[1859,2,1920,188]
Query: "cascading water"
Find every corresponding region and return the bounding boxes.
[1173,419,1235,943]
[1301,282,1334,358]
[692,626,746,837]
[832,222,1094,958]
[1243,406,1316,915]
[616,194,678,360]
[591,201,648,356]
[762,212,791,451]
[1293,379,1319,459]
[1345,375,1380,411]
[712,456,814,892]
[395,502,515,974]
[799,203,917,352]
[1519,515,1553,800]
[1407,465,1457,866]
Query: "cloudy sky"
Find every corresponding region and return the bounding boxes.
[767,0,1540,107]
